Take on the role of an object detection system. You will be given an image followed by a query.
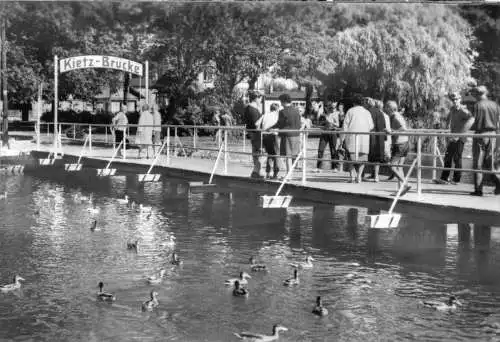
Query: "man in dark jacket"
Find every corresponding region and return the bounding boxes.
[243,90,263,179]
[470,85,500,196]
[271,94,302,174]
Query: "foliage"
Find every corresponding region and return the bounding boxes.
[329,4,474,115]
[460,5,500,101]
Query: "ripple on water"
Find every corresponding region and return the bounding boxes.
[0,174,500,341]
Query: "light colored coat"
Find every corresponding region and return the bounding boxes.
[136,110,153,145]
[341,105,374,155]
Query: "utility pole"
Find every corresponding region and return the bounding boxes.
[1,17,8,148]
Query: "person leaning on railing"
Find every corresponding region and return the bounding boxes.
[112,103,128,157]
[270,93,302,176]
[313,101,340,174]
[433,92,474,186]
[256,103,280,179]
[469,85,500,196]
[384,100,412,196]
[243,89,264,179]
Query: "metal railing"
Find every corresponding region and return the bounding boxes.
[35,121,499,197]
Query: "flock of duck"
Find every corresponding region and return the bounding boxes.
[0,189,465,341]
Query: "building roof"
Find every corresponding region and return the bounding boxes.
[265,90,321,101]
[95,88,141,101]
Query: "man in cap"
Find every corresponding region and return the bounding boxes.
[434,92,474,185]
[243,89,264,179]
[470,85,500,196]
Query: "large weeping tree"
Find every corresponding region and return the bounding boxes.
[329,4,475,117]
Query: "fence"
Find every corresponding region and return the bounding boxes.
[35,122,499,196]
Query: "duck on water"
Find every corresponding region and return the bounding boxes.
[234,324,288,341]
[96,282,116,302]
[1,275,25,292]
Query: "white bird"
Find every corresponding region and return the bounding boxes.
[147,269,166,285]
[117,195,129,204]
[290,255,315,269]
[1,275,25,292]
[0,191,7,200]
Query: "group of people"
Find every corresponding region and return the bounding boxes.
[242,85,500,197]
[244,91,303,180]
[111,103,163,159]
[435,85,500,196]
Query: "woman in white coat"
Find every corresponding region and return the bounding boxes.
[337,94,374,183]
[136,104,154,159]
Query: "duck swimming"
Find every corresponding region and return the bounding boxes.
[0,275,25,292]
[290,255,314,269]
[312,296,328,316]
[421,295,462,311]
[283,269,299,286]
[142,291,159,312]
[117,195,129,204]
[96,282,116,302]
[90,220,100,232]
[225,272,251,286]
[232,280,249,297]
[127,240,138,251]
[171,252,183,266]
[147,269,166,285]
[249,257,267,272]
[233,324,288,341]
[0,191,7,200]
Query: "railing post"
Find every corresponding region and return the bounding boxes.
[123,126,127,160]
[105,126,108,144]
[193,125,197,149]
[166,125,170,165]
[491,134,495,172]
[243,129,246,153]
[46,123,49,137]
[354,134,358,161]
[88,124,92,152]
[432,135,437,180]
[302,131,307,184]
[73,123,76,140]
[224,128,228,175]
[417,135,422,197]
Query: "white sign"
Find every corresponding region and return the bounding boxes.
[59,55,143,76]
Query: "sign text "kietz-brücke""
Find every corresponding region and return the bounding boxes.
[59,55,143,76]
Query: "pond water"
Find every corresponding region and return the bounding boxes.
[1,169,500,342]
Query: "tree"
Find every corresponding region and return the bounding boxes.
[329,4,474,116]
[460,5,500,100]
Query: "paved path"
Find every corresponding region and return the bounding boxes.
[30,142,500,219]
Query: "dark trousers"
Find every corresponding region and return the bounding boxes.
[263,134,280,174]
[317,133,338,169]
[472,135,500,192]
[440,139,465,182]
